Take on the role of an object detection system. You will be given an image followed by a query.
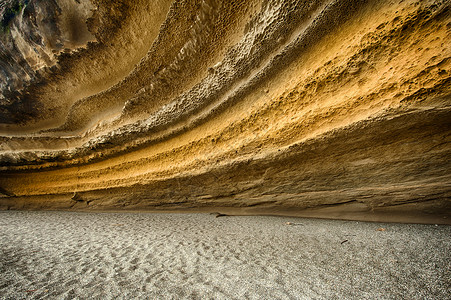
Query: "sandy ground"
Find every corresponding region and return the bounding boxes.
[0,211,449,299]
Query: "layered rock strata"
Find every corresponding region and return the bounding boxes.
[0,0,450,223]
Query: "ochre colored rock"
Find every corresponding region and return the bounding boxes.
[0,0,450,223]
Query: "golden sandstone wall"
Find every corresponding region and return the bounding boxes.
[0,0,450,223]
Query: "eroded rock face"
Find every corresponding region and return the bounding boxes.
[0,0,450,223]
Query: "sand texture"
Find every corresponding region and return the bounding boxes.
[0,211,449,299]
[0,0,450,222]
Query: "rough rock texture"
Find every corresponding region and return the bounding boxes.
[0,0,450,223]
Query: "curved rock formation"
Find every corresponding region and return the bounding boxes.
[0,0,450,223]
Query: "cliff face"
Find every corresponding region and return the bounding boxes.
[0,0,450,223]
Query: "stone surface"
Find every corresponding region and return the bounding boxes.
[0,0,450,223]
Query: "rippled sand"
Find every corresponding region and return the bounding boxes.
[1,211,449,299]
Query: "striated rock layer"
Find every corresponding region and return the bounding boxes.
[0,0,450,223]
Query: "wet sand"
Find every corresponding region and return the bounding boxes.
[0,211,449,299]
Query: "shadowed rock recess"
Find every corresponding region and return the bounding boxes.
[0,0,450,223]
